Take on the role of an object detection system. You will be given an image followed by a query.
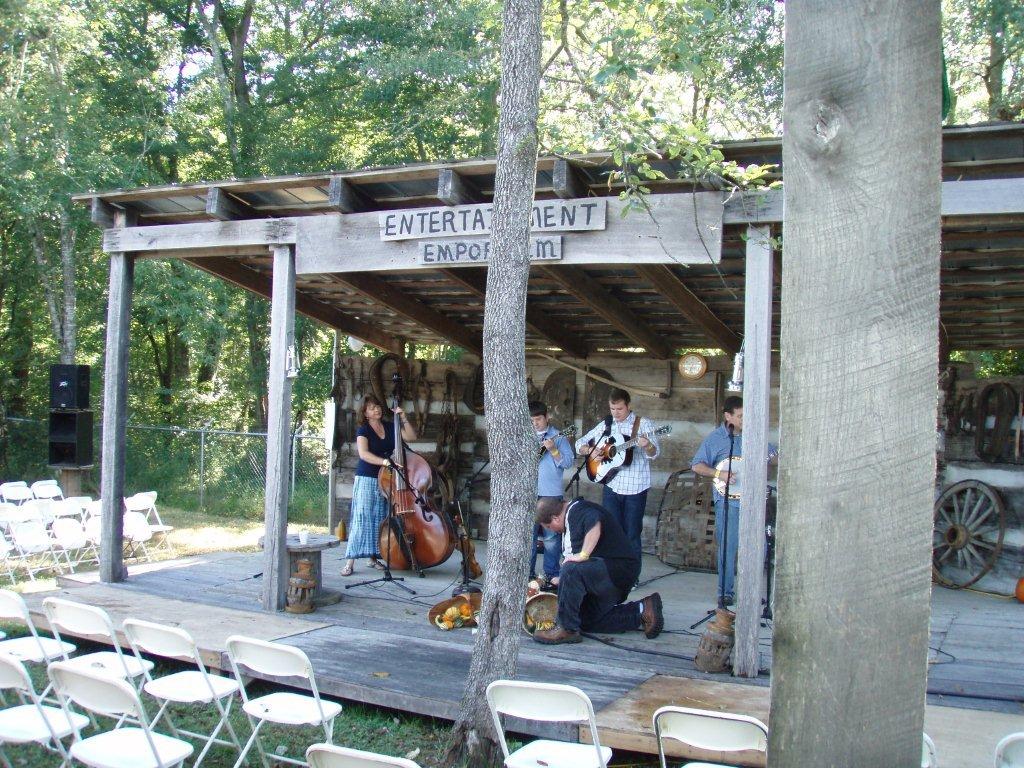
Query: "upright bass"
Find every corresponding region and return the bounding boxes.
[377,375,458,575]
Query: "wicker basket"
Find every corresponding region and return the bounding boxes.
[522,592,558,635]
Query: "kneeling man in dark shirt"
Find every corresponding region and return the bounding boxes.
[533,497,663,645]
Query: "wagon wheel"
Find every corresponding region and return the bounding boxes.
[932,480,1006,589]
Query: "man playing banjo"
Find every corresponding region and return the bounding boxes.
[691,396,778,607]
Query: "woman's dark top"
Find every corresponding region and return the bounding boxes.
[355,421,396,478]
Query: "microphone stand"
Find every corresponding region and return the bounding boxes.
[564,456,588,498]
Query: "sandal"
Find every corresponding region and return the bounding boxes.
[341,562,354,577]
[368,558,386,571]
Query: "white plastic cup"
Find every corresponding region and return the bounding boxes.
[299,530,309,545]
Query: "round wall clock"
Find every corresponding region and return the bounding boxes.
[678,352,708,380]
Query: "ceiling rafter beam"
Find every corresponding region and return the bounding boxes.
[335,272,482,356]
[440,267,589,359]
[553,159,590,199]
[635,264,742,353]
[185,256,403,354]
[205,187,254,221]
[540,266,673,359]
[437,169,484,206]
[328,176,370,213]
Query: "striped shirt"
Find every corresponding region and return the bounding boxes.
[575,412,660,496]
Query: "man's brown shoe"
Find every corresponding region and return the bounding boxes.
[534,626,582,645]
[640,592,664,639]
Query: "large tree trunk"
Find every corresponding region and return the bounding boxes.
[444,0,542,765]
[769,2,940,765]
[246,294,269,430]
[31,213,78,365]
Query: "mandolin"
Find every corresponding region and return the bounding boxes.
[538,425,577,458]
[585,425,672,485]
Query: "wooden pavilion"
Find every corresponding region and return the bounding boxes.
[73,120,1024,681]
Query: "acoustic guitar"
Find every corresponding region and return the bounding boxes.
[585,425,672,485]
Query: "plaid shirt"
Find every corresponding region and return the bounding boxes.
[575,412,660,496]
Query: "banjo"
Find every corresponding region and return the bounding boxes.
[585,425,672,485]
[712,447,779,499]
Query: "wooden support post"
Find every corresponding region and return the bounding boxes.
[733,225,773,678]
[769,2,940,764]
[98,216,134,583]
[262,244,296,611]
[205,187,250,221]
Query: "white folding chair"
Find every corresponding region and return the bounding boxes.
[124,619,242,768]
[996,733,1024,768]
[922,732,938,768]
[0,483,27,498]
[0,590,77,670]
[50,498,86,521]
[0,486,32,506]
[9,520,62,579]
[81,500,102,522]
[31,480,64,501]
[48,661,194,768]
[20,498,54,526]
[0,537,18,586]
[0,651,88,766]
[41,598,153,686]
[653,705,768,768]
[123,511,154,561]
[51,518,97,571]
[125,495,171,552]
[486,680,611,768]
[226,635,341,768]
[307,743,422,768]
[0,504,22,534]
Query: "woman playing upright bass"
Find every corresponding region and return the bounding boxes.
[341,395,417,576]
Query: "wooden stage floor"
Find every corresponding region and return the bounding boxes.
[24,542,1024,766]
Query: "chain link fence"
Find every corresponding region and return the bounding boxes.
[0,417,329,523]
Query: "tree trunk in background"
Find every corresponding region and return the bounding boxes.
[31,211,78,365]
[985,1,1007,119]
[246,294,269,430]
[769,2,940,765]
[444,0,542,765]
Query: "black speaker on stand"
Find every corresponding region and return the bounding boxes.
[48,364,94,472]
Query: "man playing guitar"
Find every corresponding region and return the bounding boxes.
[530,401,575,586]
[576,389,660,563]
[691,396,778,607]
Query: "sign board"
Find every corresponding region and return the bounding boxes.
[379,198,606,241]
[419,237,562,266]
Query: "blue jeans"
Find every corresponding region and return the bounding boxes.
[601,486,648,561]
[714,496,739,600]
[533,524,561,579]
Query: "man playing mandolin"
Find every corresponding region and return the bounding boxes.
[530,401,575,586]
[576,389,660,562]
[691,396,778,607]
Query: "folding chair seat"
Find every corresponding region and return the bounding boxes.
[307,743,422,768]
[0,651,88,765]
[0,485,32,505]
[226,635,341,768]
[82,499,102,521]
[31,480,64,501]
[0,590,76,667]
[0,503,22,533]
[125,493,172,550]
[48,661,194,768]
[996,733,1024,767]
[486,680,611,768]
[124,619,242,768]
[653,706,768,768]
[41,598,153,685]
[20,498,55,525]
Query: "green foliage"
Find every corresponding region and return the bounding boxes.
[951,350,1024,377]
